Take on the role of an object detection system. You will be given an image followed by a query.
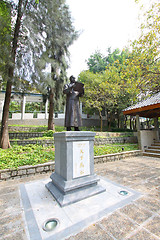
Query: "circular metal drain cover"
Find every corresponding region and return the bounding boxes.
[43,218,59,232]
[119,190,128,196]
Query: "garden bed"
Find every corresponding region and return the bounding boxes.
[0,150,142,181]
[0,143,138,170]
[0,129,139,180]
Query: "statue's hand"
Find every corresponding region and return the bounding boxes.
[69,83,75,88]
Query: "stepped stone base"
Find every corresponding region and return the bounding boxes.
[46,173,105,207]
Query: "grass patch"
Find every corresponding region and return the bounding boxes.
[94,144,138,156]
[0,143,138,170]
[0,144,54,170]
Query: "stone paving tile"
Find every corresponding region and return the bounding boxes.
[0,212,24,239]
[144,216,160,238]
[149,177,160,187]
[119,203,153,225]
[126,228,159,240]
[0,185,17,196]
[156,186,160,191]
[143,181,160,190]
[147,190,160,200]
[135,196,160,213]
[130,184,156,194]
[0,191,21,218]
[0,230,27,240]
[99,211,138,239]
[0,212,22,226]
[67,223,114,240]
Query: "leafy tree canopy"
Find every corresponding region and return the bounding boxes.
[87,51,107,73]
[87,48,130,74]
[125,1,160,95]
[0,1,11,81]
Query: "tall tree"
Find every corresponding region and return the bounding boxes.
[79,1,160,131]
[21,0,78,130]
[1,0,23,148]
[79,48,138,131]
[0,0,40,149]
[79,71,106,131]
[85,48,133,128]
[124,1,160,95]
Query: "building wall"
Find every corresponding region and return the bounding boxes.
[140,130,159,151]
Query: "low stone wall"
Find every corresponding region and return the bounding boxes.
[8,130,136,141]
[10,139,54,147]
[94,150,142,164]
[8,126,46,132]
[9,132,44,139]
[95,136,137,145]
[10,136,137,146]
[0,150,142,181]
[0,162,55,181]
[96,132,133,137]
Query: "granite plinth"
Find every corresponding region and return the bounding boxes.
[46,131,106,207]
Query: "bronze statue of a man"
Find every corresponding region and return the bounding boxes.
[63,75,84,131]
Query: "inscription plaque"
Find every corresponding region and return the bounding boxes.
[73,141,90,178]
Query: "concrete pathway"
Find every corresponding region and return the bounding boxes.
[0,156,160,240]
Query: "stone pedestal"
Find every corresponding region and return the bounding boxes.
[46,131,105,207]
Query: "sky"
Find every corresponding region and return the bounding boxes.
[66,0,143,78]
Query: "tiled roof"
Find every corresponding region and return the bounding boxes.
[123,92,160,112]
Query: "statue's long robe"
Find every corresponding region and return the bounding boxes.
[63,83,83,127]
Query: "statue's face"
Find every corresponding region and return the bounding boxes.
[70,76,75,83]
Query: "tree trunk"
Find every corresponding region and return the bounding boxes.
[117,111,120,129]
[108,112,112,131]
[98,110,103,132]
[0,0,23,148]
[106,109,109,130]
[0,80,12,148]
[48,88,55,130]
[100,115,103,132]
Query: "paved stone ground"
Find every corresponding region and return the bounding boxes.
[0,156,160,240]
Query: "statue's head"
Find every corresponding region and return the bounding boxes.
[69,75,76,83]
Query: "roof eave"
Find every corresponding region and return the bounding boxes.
[123,103,160,116]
